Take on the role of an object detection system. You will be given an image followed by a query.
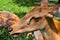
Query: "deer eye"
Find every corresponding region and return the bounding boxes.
[33,17,42,22]
[27,17,42,25]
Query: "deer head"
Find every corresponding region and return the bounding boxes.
[8,0,60,35]
[9,6,60,35]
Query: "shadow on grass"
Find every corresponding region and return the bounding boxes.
[13,0,40,7]
[12,0,58,7]
[14,12,26,18]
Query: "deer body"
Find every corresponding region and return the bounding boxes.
[53,19,60,36]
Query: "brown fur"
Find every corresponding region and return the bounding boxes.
[53,19,60,36]
[8,0,60,40]
[9,4,59,34]
[0,11,20,28]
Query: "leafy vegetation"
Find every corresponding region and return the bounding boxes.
[0,0,58,40]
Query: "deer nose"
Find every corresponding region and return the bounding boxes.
[8,27,13,32]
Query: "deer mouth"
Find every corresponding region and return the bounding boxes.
[8,30,20,35]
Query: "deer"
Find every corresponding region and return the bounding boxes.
[6,0,60,40]
[0,11,20,32]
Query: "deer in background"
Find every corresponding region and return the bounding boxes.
[0,11,20,32]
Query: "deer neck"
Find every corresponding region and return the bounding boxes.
[45,17,58,33]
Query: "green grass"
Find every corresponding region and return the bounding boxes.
[0,0,59,40]
[54,16,60,21]
[0,0,58,14]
